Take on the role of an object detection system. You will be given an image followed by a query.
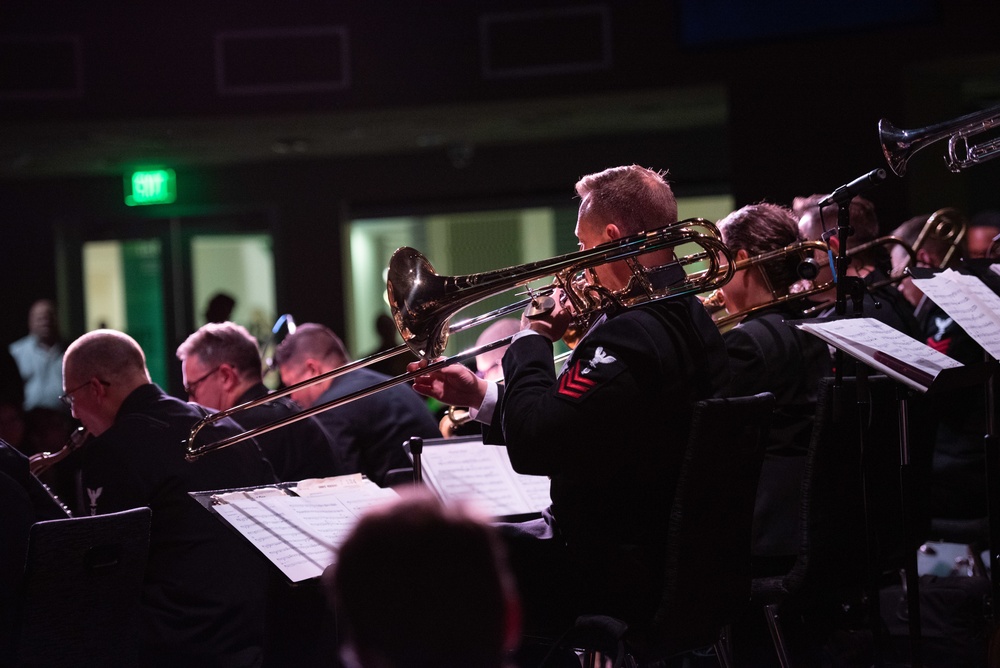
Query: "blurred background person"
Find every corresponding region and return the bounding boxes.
[9,299,69,414]
[325,488,521,668]
[204,291,237,324]
[364,313,412,379]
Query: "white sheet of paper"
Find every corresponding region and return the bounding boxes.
[211,479,398,582]
[798,317,961,392]
[418,439,550,517]
[912,269,1000,360]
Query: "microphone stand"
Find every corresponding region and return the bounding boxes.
[822,167,899,667]
[832,197,889,667]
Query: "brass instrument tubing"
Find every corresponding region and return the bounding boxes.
[186,337,512,461]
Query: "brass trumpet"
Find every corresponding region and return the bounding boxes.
[185,219,735,460]
[879,104,1000,176]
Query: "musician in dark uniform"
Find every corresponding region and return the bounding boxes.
[63,329,276,667]
[275,323,440,487]
[410,165,730,634]
[714,203,830,569]
[795,194,921,340]
[891,215,988,520]
[176,321,341,482]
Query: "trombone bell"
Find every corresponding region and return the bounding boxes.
[387,219,735,360]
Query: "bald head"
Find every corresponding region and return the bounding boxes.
[63,330,151,436]
[64,330,149,388]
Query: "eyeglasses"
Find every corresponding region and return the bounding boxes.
[184,366,221,396]
[59,379,110,406]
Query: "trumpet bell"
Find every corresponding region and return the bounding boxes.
[880,104,1000,176]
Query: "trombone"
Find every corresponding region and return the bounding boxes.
[880,104,1000,176]
[703,240,835,328]
[709,233,924,327]
[185,218,735,460]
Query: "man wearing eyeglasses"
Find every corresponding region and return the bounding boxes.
[62,328,276,667]
[176,321,341,483]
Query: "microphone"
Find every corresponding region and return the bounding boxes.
[818,168,888,207]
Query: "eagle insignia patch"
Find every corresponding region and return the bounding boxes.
[556,346,624,401]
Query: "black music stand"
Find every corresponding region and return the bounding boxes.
[800,319,989,668]
[916,261,1000,617]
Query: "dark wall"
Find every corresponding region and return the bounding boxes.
[3,0,1000,352]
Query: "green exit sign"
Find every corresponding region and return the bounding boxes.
[125,169,176,206]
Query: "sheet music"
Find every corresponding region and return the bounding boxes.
[912,269,1000,360]
[215,496,333,582]
[418,439,551,517]
[210,477,398,582]
[798,318,962,392]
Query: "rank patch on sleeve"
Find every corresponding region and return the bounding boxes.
[556,346,624,401]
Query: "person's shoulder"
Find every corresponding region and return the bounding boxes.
[589,301,694,355]
[8,336,32,355]
[115,385,204,435]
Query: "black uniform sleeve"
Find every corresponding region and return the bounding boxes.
[499,311,680,477]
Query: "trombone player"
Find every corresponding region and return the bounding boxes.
[409,165,730,636]
[794,194,920,340]
[713,203,830,571]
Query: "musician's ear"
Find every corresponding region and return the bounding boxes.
[218,363,240,390]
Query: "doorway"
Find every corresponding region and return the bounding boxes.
[65,213,276,395]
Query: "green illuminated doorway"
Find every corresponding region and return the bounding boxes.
[76,216,276,395]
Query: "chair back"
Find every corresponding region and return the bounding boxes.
[642,392,773,657]
[8,507,152,668]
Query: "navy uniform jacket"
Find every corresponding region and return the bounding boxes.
[487,296,729,611]
[229,382,342,482]
[722,308,829,558]
[311,367,440,487]
[80,384,277,664]
[722,308,828,457]
[865,267,921,340]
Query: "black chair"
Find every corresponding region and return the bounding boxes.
[546,392,774,667]
[7,507,152,668]
[753,375,937,667]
